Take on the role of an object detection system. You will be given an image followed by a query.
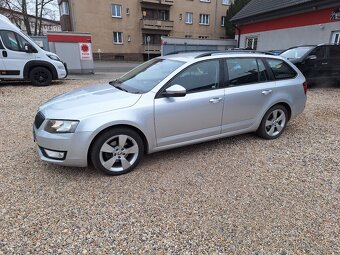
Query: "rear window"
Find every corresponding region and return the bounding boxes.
[329,46,340,58]
[266,59,297,80]
[226,58,268,86]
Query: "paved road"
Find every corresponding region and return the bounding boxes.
[94,61,141,73]
[67,61,141,80]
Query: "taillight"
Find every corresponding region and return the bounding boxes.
[303,81,308,95]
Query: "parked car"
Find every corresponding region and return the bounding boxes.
[280,44,340,85]
[33,52,307,175]
[0,14,67,86]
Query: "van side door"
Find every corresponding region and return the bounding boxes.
[0,30,37,79]
[0,37,7,78]
[303,46,327,80]
[327,45,340,81]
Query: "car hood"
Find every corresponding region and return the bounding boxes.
[39,83,142,119]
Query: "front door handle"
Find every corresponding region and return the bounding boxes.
[321,62,328,65]
[209,97,223,104]
[262,90,272,95]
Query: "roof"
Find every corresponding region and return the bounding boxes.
[0,7,60,25]
[231,0,323,22]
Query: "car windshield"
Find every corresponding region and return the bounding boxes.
[110,58,184,93]
[280,47,314,60]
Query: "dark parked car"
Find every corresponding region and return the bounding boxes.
[280,44,340,86]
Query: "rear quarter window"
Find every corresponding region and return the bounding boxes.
[266,59,297,80]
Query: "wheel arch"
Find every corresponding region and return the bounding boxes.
[23,60,58,80]
[274,102,292,121]
[87,124,149,166]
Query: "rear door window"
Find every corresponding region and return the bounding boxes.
[226,58,268,86]
[266,59,297,80]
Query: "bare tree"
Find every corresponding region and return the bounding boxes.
[1,0,58,35]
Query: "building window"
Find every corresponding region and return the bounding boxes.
[185,35,192,38]
[199,14,210,25]
[198,36,209,39]
[111,4,122,18]
[185,12,193,24]
[59,1,69,16]
[245,37,258,50]
[221,16,226,26]
[113,32,123,44]
[200,0,211,2]
[222,0,231,5]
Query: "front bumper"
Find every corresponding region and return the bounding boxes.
[56,62,68,79]
[33,124,92,167]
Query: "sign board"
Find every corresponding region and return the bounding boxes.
[79,43,92,60]
[331,8,340,20]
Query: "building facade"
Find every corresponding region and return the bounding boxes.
[58,0,232,61]
[231,0,340,51]
[0,7,61,35]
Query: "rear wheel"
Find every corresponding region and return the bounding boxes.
[91,128,144,175]
[257,105,288,139]
[29,67,52,86]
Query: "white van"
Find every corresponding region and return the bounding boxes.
[0,14,67,86]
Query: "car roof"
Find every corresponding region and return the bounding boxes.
[162,50,280,62]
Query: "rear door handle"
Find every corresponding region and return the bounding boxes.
[321,62,328,65]
[209,97,223,104]
[262,90,272,95]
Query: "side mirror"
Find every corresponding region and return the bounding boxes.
[24,43,35,53]
[306,55,317,61]
[163,84,186,97]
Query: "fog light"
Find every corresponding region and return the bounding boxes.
[43,148,66,160]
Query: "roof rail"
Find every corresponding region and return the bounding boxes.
[194,50,275,58]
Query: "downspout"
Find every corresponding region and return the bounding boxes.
[233,24,241,48]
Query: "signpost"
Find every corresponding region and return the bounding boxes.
[147,36,151,60]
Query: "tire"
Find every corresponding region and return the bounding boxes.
[91,128,144,175]
[29,67,52,86]
[256,105,288,140]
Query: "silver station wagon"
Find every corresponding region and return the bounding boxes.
[33,51,307,175]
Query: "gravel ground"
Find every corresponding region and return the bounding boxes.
[0,78,339,254]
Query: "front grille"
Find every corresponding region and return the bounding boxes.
[34,112,45,129]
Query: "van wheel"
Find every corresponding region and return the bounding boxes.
[256,105,288,139]
[29,67,52,86]
[91,128,144,175]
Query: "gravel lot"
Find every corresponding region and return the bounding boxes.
[0,78,339,254]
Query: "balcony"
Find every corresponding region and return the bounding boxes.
[143,45,161,54]
[141,19,174,31]
[140,0,174,6]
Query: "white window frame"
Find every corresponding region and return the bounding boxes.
[221,16,226,26]
[113,32,123,44]
[199,14,210,25]
[59,1,69,16]
[185,12,193,24]
[245,37,258,50]
[200,0,211,2]
[222,0,231,5]
[111,4,122,18]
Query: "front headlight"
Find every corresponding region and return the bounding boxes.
[45,120,79,133]
[47,54,62,62]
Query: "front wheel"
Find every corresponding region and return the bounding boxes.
[29,67,52,86]
[91,128,144,175]
[257,105,288,139]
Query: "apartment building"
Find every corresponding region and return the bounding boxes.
[58,0,232,61]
